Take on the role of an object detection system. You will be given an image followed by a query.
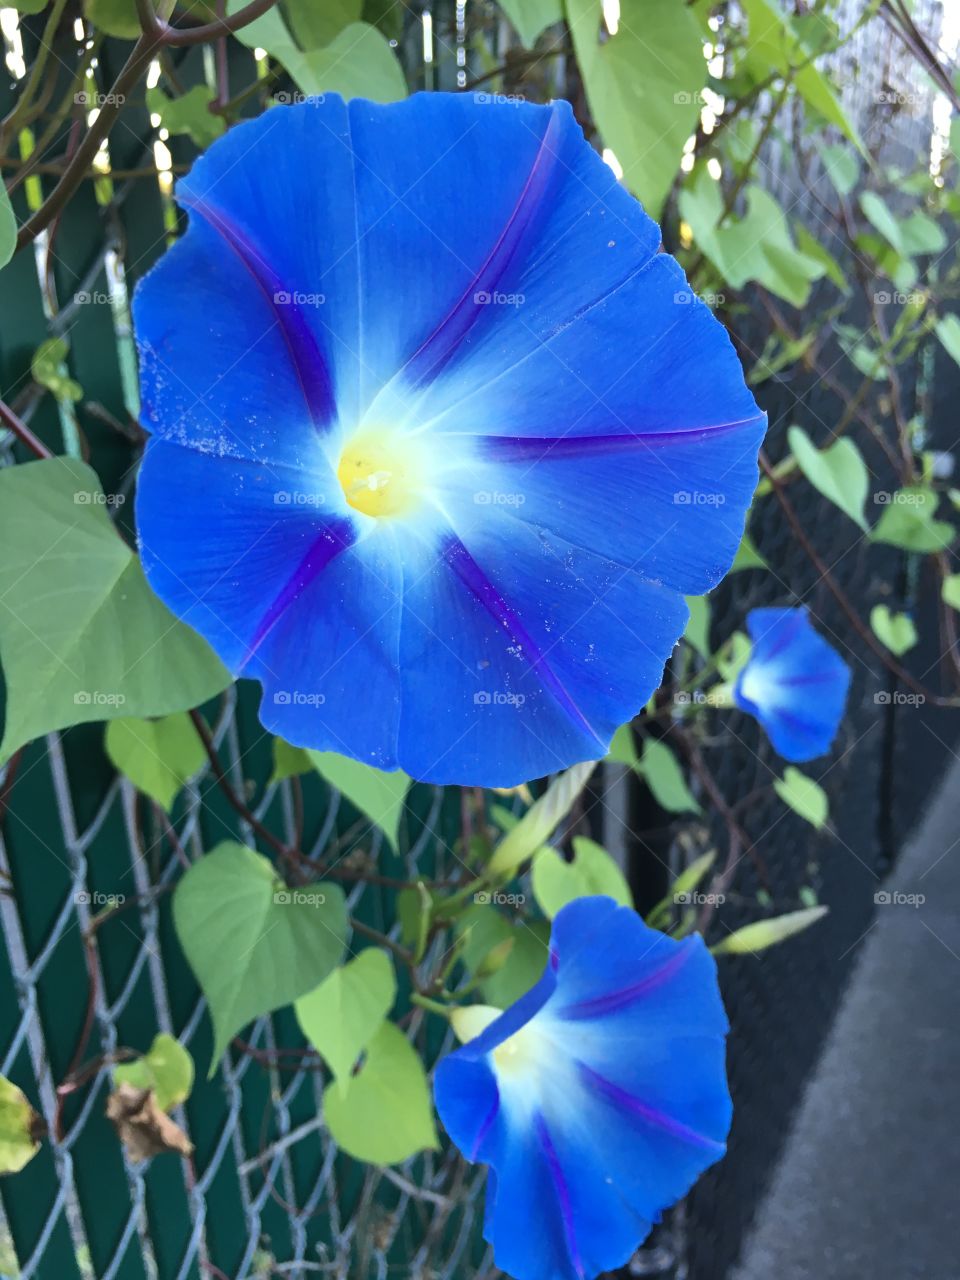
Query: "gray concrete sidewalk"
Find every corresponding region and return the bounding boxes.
[732,754,960,1280]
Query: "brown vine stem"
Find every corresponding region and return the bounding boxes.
[0,398,54,459]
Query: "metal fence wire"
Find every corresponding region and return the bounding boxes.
[0,0,955,1278]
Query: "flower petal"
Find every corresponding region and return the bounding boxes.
[734,607,851,761]
[137,440,403,766]
[434,898,731,1280]
[393,519,687,785]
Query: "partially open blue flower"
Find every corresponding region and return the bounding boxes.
[434,896,731,1280]
[733,607,850,761]
[134,93,765,785]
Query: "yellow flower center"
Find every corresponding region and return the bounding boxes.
[337,428,427,518]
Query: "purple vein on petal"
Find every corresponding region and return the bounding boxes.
[557,943,693,1021]
[477,417,768,463]
[535,1112,585,1279]
[577,1062,727,1155]
[399,107,564,391]
[237,519,356,672]
[442,535,605,751]
[470,1093,501,1161]
[179,191,336,430]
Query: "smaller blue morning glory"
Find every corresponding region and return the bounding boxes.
[733,607,850,762]
[434,896,731,1280]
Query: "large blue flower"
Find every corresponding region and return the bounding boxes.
[133,93,765,785]
[434,896,731,1280]
[733,607,850,761]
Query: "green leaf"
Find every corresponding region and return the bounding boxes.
[639,739,700,814]
[646,850,716,928]
[83,0,141,37]
[787,425,869,531]
[712,905,828,955]
[270,737,312,784]
[730,533,767,572]
[794,225,849,293]
[679,169,825,307]
[146,86,225,149]
[450,1004,501,1044]
[717,631,752,682]
[32,337,82,403]
[738,0,863,151]
[455,905,549,1007]
[859,191,904,255]
[173,843,347,1068]
[942,574,960,611]
[296,949,396,1094]
[498,0,561,47]
[683,595,712,658]
[0,458,230,766]
[0,180,15,269]
[488,760,598,876]
[606,722,640,768]
[566,0,705,217]
[8,0,48,12]
[532,836,631,919]
[308,751,409,852]
[871,487,954,553]
[229,1,406,102]
[113,1033,194,1112]
[323,1022,437,1164]
[0,1076,42,1174]
[821,143,859,196]
[900,211,947,256]
[870,605,917,656]
[935,314,960,366]
[773,766,828,829]
[105,712,206,812]
[284,0,361,48]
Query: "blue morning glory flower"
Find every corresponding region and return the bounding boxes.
[133,93,765,786]
[733,607,850,761]
[434,896,731,1280]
